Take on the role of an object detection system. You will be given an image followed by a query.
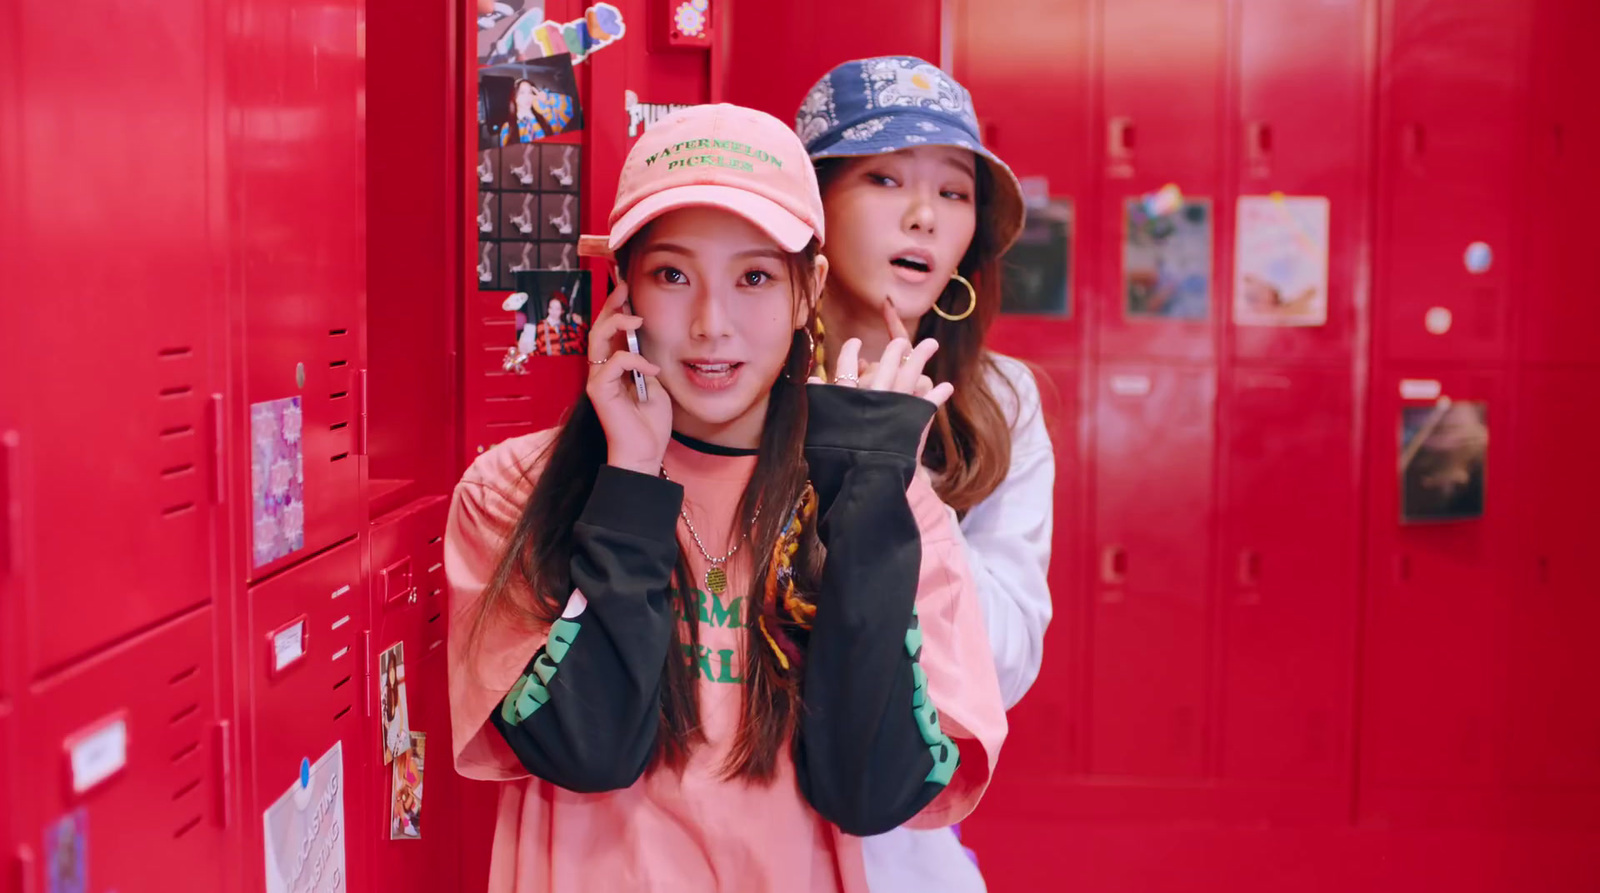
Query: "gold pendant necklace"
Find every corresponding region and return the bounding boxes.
[661,467,754,595]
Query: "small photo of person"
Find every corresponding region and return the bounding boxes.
[504,270,591,358]
[1399,398,1489,523]
[378,642,411,764]
[479,55,584,147]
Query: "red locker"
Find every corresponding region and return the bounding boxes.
[241,539,367,893]
[1096,0,1225,361]
[1089,364,1215,781]
[10,0,224,678]
[234,0,367,579]
[1361,370,1509,822]
[1218,368,1359,812]
[365,497,455,890]
[968,359,1082,792]
[1374,0,1528,364]
[0,704,12,893]
[1506,369,1600,809]
[1518,0,1600,365]
[15,609,227,893]
[1230,0,1370,363]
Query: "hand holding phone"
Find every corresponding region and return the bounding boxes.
[586,269,672,476]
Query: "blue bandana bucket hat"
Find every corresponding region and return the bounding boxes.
[795,56,1025,254]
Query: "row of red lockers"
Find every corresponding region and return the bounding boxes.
[3,0,1599,892]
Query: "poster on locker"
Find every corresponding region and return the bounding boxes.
[390,732,427,840]
[479,54,584,147]
[1001,198,1072,317]
[1234,195,1330,327]
[263,743,347,893]
[378,642,411,764]
[1399,399,1488,523]
[1123,198,1212,320]
[250,396,305,568]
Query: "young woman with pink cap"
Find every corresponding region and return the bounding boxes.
[797,58,1056,892]
[446,103,1006,893]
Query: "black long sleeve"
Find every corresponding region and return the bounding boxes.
[489,465,683,793]
[793,385,959,836]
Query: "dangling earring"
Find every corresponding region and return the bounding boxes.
[933,274,978,322]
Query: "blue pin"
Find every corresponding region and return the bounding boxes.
[299,757,311,789]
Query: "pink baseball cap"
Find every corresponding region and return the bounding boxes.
[581,104,825,259]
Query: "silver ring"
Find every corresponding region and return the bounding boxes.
[835,372,859,383]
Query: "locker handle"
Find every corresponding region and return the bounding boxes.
[1,429,18,578]
[1100,545,1127,586]
[1401,123,1425,167]
[1107,117,1135,176]
[214,720,233,829]
[208,394,226,505]
[1246,121,1272,174]
[1237,549,1261,588]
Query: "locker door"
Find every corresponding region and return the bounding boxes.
[1519,0,1600,364]
[243,540,367,893]
[237,0,365,579]
[1361,370,1508,821]
[17,610,226,893]
[1097,0,1225,361]
[1230,0,1369,362]
[1375,0,1527,363]
[1219,368,1358,807]
[366,497,452,890]
[1089,364,1214,780]
[1507,369,1600,805]
[13,0,223,676]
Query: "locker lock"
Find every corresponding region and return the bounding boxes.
[295,362,306,388]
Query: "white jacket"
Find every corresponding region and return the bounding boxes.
[863,354,1056,892]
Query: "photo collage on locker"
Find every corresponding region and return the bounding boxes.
[475,50,585,292]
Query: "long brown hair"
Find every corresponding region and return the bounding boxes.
[466,235,826,781]
[817,159,1015,514]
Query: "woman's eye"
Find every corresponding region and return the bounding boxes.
[740,270,773,287]
[868,173,899,187]
[652,266,688,285]
[942,189,971,202]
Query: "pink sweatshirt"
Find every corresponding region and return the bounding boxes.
[447,390,1006,893]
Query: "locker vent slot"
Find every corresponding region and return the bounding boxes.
[170,703,199,724]
[159,385,194,398]
[172,777,202,800]
[333,705,352,722]
[160,462,195,479]
[329,328,348,336]
[171,741,200,763]
[331,421,349,431]
[331,646,350,661]
[333,673,352,691]
[330,614,350,631]
[331,452,350,462]
[429,536,442,545]
[331,584,351,599]
[158,346,194,359]
[428,612,442,624]
[329,359,348,368]
[169,665,198,685]
[174,816,203,839]
[161,502,197,517]
[330,391,349,400]
[160,424,194,439]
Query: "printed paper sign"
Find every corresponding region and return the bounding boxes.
[1234,194,1330,327]
[263,743,346,893]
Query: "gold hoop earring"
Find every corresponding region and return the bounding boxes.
[933,274,977,322]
